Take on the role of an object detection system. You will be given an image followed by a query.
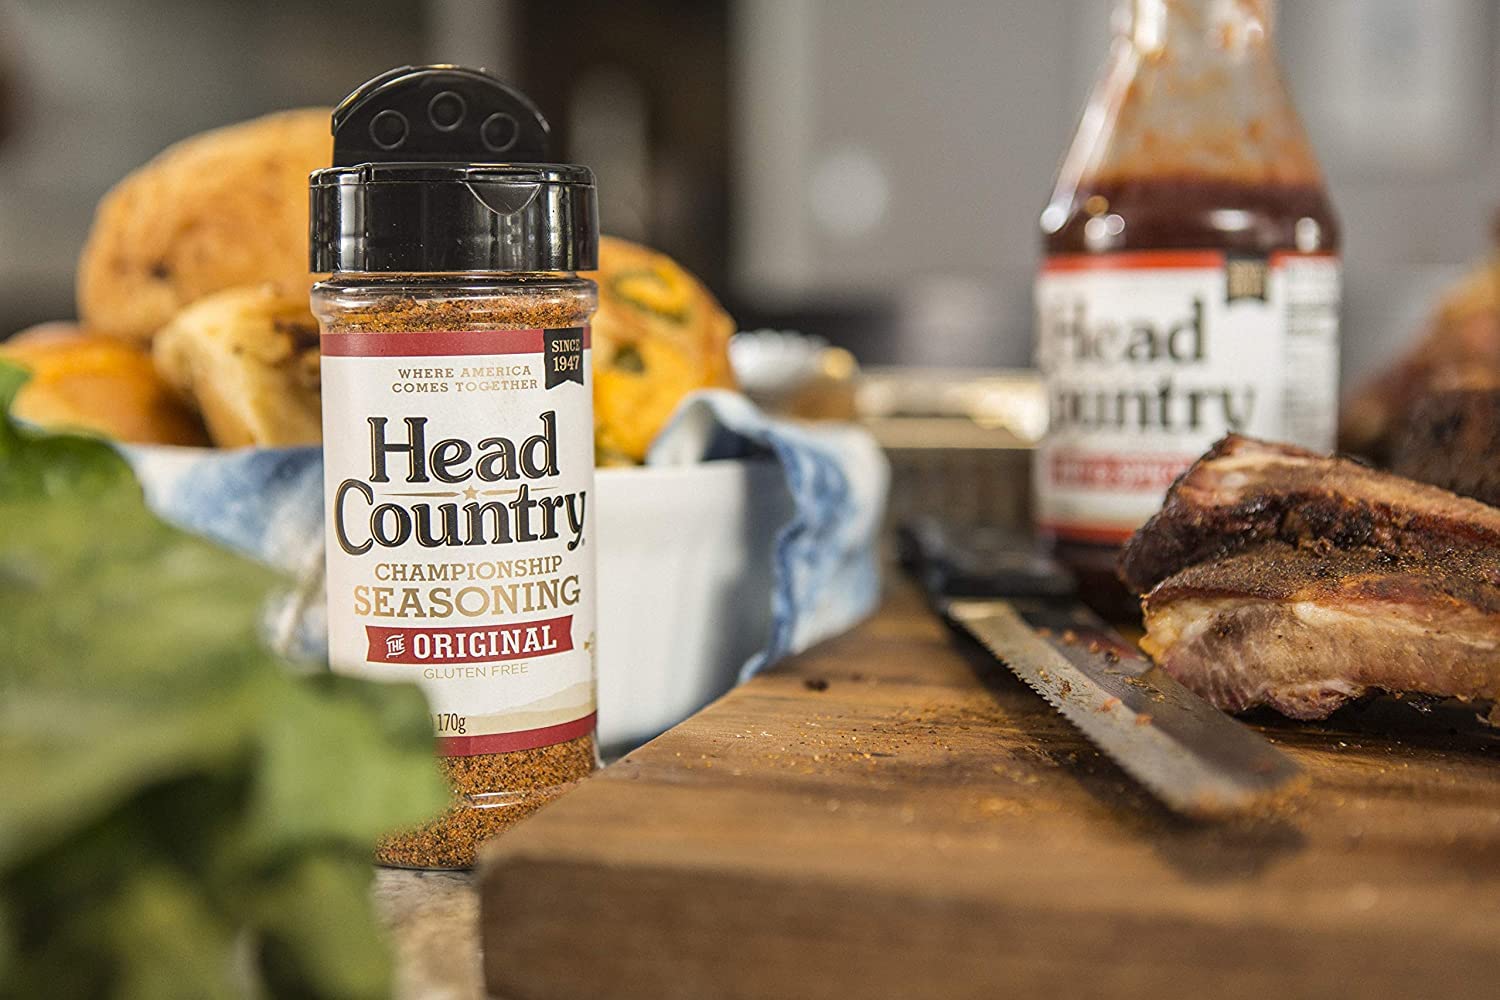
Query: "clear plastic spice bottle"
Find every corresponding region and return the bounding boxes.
[1035,0,1340,617]
[309,66,600,869]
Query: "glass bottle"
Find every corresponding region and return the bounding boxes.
[1034,0,1340,617]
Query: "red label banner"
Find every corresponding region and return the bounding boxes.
[1049,452,1197,492]
[365,616,574,665]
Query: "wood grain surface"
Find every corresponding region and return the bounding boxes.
[479,585,1500,1000]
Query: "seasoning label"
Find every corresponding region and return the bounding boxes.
[1035,250,1340,544]
[321,327,596,756]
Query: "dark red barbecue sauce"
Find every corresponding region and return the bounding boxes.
[1045,177,1338,259]
[1042,177,1339,620]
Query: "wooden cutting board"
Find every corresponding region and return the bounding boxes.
[479,585,1500,1000]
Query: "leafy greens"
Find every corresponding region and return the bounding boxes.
[0,363,448,999]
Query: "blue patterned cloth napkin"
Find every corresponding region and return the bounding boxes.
[120,390,888,680]
[647,390,888,681]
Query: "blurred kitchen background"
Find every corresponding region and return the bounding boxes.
[0,0,1493,384]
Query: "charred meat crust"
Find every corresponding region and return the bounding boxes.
[1390,383,1500,507]
[1144,542,1500,618]
[1118,434,1500,594]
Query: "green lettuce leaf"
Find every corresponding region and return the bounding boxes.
[0,362,449,999]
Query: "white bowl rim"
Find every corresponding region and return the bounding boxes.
[121,439,773,477]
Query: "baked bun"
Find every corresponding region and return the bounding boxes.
[153,286,322,448]
[588,236,736,463]
[0,323,208,445]
[78,108,331,345]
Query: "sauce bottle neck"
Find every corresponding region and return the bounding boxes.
[1123,0,1275,53]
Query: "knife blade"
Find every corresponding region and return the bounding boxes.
[945,597,1305,818]
[899,519,1306,819]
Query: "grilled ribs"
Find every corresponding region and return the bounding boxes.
[1119,435,1500,595]
[1340,254,1500,464]
[1390,376,1500,507]
[1141,543,1500,719]
[1121,435,1500,719]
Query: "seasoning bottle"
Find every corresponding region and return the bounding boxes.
[310,66,600,869]
[1034,0,1339,617]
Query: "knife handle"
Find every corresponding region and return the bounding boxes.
[897,517,1076,601]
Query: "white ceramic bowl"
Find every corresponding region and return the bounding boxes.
[127,440,798,755]
[124,443,796,756]
[594,459,792,753]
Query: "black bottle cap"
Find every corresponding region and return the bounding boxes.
[310,65,598,274]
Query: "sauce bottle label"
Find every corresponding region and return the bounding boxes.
[320,327,596,755]
[1035,250,1340,544]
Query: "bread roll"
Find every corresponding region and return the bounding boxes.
[587,237,736,463]
[0,323,209,445]
[153,286,322,448]
[77,108,331,345]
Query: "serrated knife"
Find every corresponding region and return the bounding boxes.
[899,519,1306,819]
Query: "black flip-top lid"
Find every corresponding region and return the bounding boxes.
[310,65,598,274]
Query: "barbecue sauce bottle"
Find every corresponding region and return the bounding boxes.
[1035,0,1339,617]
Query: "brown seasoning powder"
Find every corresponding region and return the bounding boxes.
[317,275,600,870]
